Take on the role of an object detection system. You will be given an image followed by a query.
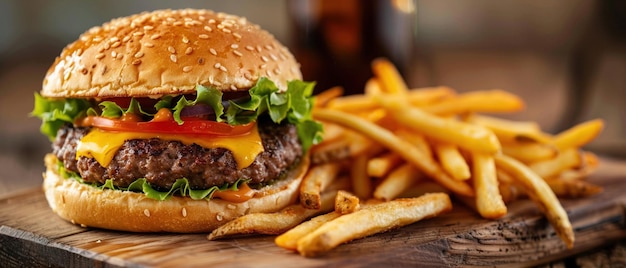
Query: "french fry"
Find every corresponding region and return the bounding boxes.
[553,119,604,151]
[314,86,344,107]
[367,152,403,178]
[372,58,409,95]
[434,142,471,181]
[313,109,474,197]
[421,90,524,116]
[334,190,361,214]
[464,114,551,144]
[472,153,507,219]
[208,191,337,240]
[378,97,501,154]
[502,142,558,163]
[275,211,343,251]
[374,163,423,201]
[351,154,372,199]
[364,78,383,96]
[300,163,342,209]
[407,86,457,106]
[528,148,581,179]
[545,178,603,198]
[494,154,575,249]
[296,193,453,257]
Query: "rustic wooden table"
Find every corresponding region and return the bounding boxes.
[1,158,625,267]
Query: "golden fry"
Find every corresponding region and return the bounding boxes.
[464,114,550,144]
[472,153,507,219]
[434,142,471,181]
[300,163,342,209]
[314,109,474,197]
[529,148,581,179]
[502,142,558,163]
[208,191,337,240]
[367,152,403,178]
[374,163,423,201]
[494,154,575,249]
[407,86,457,106]
[296,193,453,257]
[553,119,604,151]
[335,190,361,214]
[314,86,344,107]
[372,58,409,95]
[421,90,524,116]
[379,97,501,154]
[351,154,372,199]
[275,211,342,251]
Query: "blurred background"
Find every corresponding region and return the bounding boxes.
[1,0,625,196]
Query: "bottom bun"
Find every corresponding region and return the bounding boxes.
[43,154,308,233]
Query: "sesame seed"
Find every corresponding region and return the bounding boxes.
[143,25,154,31]
[144,209,151,217]
[244,72,253,80]
[183,66,192,72]
[132,59,142,65]
[199,16,206,21]
[233,50,243,57]
[93,36,103,42]
[173,21,183,26]
[80,224,87,228]
[151,34,161,40]
[182,36,189,44]
[230,44,239,49]
[233,33,242,39]
[260,64,267,69]
[261,56,269,62]
[111,51,117,58]
[98,47,105,53]
[144,43,154,48]
[266,70,272,77]
[133,31,145,36]
[134,51,144,58]
[209,48,217,56]
[110,37,119,43]
[116,53,123,60]
[219,66,228,72]
[214,62,221,69]
[185,47,193,55]
[170,54,177,63]
[213,81,222,86]
[104,43,111,50]
[265,44,274,50]
[256,45,262,52]
[222,21,233,27]
[208,19,216,24]
[274,68,281,75]
[204,26,213,32]
[111,41,121,48]
[230,85,237,90]
[199,34,209,39]
[216,214,223,221]
[245,45,254,51]
[122,36,131,42]
[182,208,188,217]
[270,54,278,61]
[168,46,176,54]
[222,28,231,33]
[227,204,236,210]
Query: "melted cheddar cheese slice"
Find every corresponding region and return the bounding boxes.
[76,124,263,169]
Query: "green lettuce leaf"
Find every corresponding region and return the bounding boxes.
[56,160,247,201]
[31,93,91,140]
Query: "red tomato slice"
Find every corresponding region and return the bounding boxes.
[80,116,253,136]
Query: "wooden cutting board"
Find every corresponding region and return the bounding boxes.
[1,159,626,267]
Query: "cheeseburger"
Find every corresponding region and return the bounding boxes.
[32,9,322,232]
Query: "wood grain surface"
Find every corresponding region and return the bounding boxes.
[1,159,626,267]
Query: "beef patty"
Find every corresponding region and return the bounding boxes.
[52,119,302,190]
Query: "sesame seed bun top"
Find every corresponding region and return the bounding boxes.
[41,9,302,99]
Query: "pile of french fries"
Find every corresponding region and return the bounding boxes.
[208,58,604,257]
